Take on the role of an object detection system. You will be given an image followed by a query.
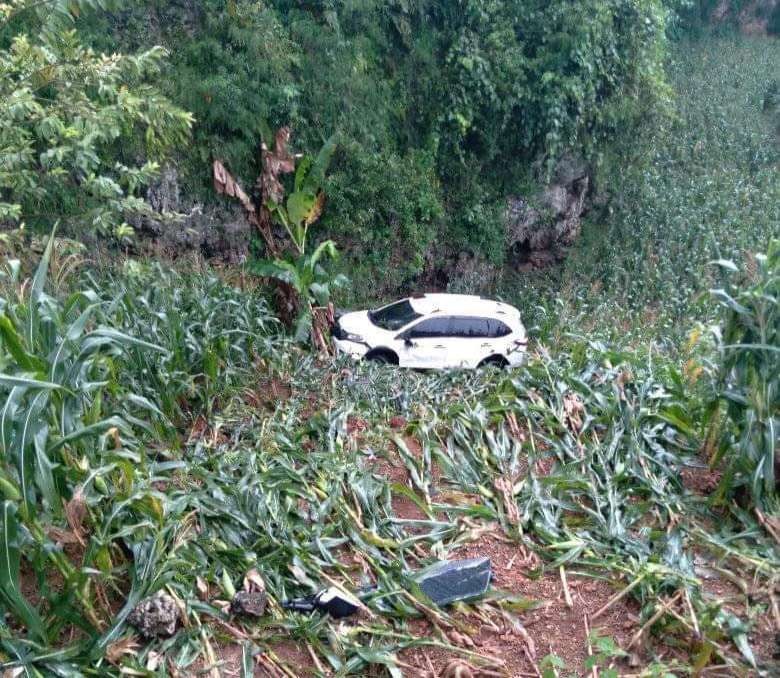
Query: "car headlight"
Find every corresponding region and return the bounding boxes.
[332,322,363,343]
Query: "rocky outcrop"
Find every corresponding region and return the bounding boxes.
[444,251,500,294]
[505,155,590,270]
[132,166,252,263]
[137,157,592,280]
[712,1,779,36]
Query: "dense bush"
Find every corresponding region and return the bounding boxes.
[0,0,192,238]
[77,0,674,271]
[324,146,443,293]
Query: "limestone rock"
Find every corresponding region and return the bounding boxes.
[132,166,252,263]
[506,154,590,270]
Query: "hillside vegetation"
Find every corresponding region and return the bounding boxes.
[501,35,780,337]
[13,0,673,289]
[0,1,778,676]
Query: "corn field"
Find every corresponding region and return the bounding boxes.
[0,34,778,678]
[0,231,776,676]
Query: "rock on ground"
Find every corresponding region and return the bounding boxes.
[127,591,179,638]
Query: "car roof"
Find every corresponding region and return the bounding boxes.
[408,293,520,319]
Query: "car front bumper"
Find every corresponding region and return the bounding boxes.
[333,338,370,359]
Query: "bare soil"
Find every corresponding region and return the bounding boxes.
[191,426,778,677]
[400,534,640,677]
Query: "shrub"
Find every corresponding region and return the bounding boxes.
[0,1,192,238]
[323,146,443,295]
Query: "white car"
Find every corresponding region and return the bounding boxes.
[332,293,527,369]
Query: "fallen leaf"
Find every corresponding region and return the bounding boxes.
[105,635,140,665]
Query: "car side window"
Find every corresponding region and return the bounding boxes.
[487,319,512,337]
[447,317,490,338]
[407,318,450,338]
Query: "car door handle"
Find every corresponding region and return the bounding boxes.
[434,345,446,349]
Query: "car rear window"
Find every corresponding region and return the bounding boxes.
[487,319,512,337]
[368,300,422,331]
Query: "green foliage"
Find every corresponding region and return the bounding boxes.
[764,79,780,137]
[0,4,777,674]
[438,0,671,169]
[0,1,192,238]
[709,241,778,512]
[252,241,347,342]
[540,634,627,678]
[669,0,723,36]
[584,632,628,676]
[93,260,278,426]
[0,233,168,654]
[546,37,779,334]
[324,146,443,292]
[101,0,298,193]
[77,0,674,273]
[0,238,777,673]
[0,239,278,670]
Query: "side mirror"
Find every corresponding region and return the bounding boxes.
[404,337,413,347]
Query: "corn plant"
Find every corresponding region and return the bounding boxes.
[0,235,174,669]
[709,240,778,511]
[89,260,278,431]
[0,240,272,673]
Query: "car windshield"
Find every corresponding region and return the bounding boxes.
[368,299,421,331]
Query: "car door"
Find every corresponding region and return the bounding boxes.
[395,317,451,368]
[444,317,495,368]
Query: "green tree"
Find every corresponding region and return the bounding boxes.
[0,0,193,238]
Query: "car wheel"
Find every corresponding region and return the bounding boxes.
[366,350,397,365]
[478,355,508,369]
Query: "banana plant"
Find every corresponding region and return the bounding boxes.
[258,132,346,347]
[252,240,348,343]
[265,134,338,255]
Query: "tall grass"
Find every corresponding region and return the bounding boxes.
[502,37,780,341]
